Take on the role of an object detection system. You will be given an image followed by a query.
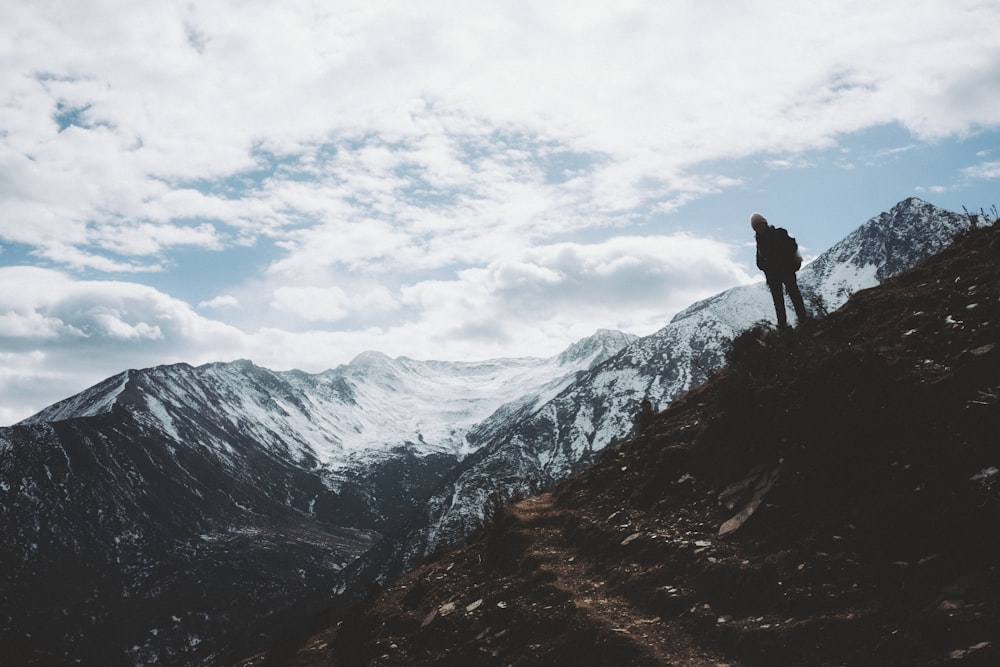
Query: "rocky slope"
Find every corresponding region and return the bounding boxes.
[291,216,1000,666]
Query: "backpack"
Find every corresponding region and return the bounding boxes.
[774,227,803,271]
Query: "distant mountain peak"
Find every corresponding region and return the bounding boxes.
[556,329,637,366]
[349,350,393,366]
[20,369,133,424]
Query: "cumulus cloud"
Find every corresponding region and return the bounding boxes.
[0,267,248,422]
[478,235,753,309]
[198,295,241,310]
[396,234,755,353]
[2,0,1000,421]
[964,161,1000,180]
[4,0,999,271]
[271,285,352,323]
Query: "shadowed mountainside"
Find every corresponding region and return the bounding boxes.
[279,220,1000,665]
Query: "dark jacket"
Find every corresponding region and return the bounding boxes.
[755,225,802,276]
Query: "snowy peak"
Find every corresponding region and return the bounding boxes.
[19,330,637,467]
[345,350,400,383]
[802,197,968,304]
[556,329,638,366]
[21,369,135,424]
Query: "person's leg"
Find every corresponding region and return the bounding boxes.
[767,277,788,328]
[784,273,808,323]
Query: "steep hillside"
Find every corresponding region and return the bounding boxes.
[392,198,971,569]
[291,221,999,665]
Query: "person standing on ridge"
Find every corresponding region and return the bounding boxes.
[751,212,808,328]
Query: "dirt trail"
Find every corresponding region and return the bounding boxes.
[510,493,737,667]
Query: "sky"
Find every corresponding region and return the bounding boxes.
[2,0,1000,425]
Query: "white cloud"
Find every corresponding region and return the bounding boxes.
[396,234,755,354]
[2,0,1000,421]
[92,222,222,257]
[271,285,352,323]
[0,267,249,422]
[0,268,241,350]
[963,161,1000,180]
[198,295,241,310]
[4,0,999,270]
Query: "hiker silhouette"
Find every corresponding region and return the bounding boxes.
[751,212,808,328]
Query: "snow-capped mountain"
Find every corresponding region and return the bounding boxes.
[395,198,970,566]
[26,339,633,467]
[0,331,632,666]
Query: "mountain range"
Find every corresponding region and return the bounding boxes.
[0,197,973,665]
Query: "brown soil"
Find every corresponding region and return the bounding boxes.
[272,223,1000,666]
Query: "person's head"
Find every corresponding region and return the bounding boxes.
[750,212,768,232]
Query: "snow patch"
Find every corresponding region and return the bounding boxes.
[145,396,180,441]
